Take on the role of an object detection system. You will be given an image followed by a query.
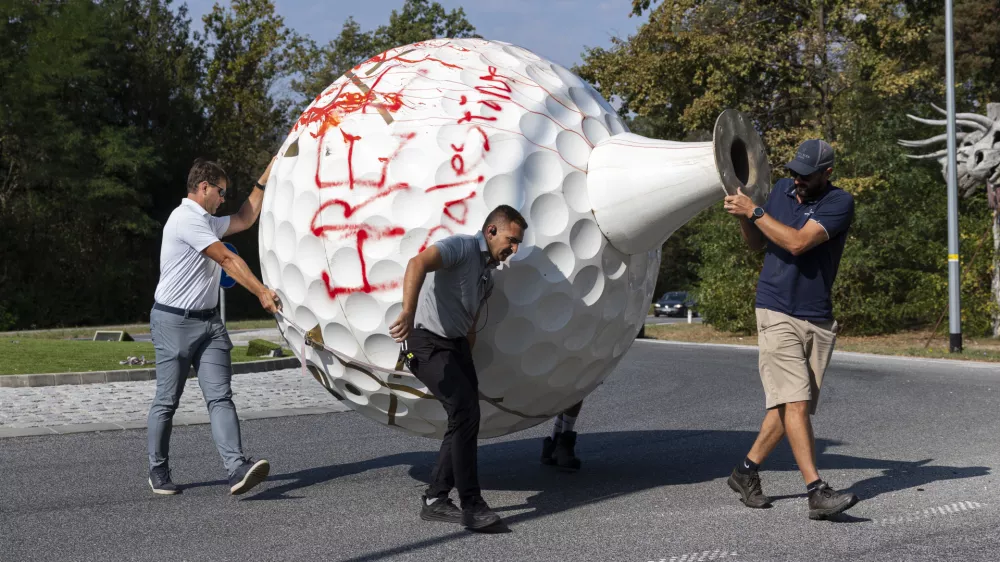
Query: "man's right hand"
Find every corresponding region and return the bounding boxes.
[258,287,282,314]
[389,310,414,343]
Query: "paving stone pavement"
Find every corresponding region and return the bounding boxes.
[227,328,285,346]
[0,368,348,431]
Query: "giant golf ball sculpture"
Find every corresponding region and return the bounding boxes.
[260,38,771,439]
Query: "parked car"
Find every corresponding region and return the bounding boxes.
[653,291,698,317]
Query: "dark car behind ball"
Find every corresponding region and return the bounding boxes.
[653,291,697,317]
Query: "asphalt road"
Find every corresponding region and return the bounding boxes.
[3,341,1000,562]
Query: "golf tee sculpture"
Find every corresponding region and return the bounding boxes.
[259,39,771,438]
[900,103,1000,200]
[901,103,1000,335]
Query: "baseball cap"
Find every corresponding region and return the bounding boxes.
[785,139,834,176]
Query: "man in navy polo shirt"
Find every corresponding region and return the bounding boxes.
[722,139,858,520]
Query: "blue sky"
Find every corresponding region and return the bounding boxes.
[175,0,646,68]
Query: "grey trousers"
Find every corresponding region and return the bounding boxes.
[147,307,245,475]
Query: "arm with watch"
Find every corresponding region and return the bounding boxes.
[224,156,276,237]
[725,187,830,257]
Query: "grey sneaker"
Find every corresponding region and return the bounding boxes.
[807,482,858,520]
[148,466,180,495]
[727,467,772,508]
[420,495,462,524]
[228,458,270,495]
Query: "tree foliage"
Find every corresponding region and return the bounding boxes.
[581,0,1000,335]
[288,0,478,107]
[197,0,298,316]
[5,0,998,340]
[0,0,206,329]
[0,0,475,330]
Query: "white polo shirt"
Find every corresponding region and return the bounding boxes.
[153,198,231,310]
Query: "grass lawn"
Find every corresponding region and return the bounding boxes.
[0,318,278,341]
[6,318,996,375]
[0,339,288,375]
[644,323,1000,363]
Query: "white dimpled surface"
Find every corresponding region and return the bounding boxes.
[259,39,659,439]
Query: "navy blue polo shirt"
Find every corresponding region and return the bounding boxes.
[755,178,855,321]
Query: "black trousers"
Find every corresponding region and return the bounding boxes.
[406,328,481,506]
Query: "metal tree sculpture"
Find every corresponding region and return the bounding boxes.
[900,103,1000,335]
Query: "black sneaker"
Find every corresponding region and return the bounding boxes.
[229,458,270,495]
[553,431,581,472]
[148,466,180,495]
[807,481,858,520]
[461,497,502,530]
[420,495,462,524]
[727,467,772,508]
[541,436,557,465]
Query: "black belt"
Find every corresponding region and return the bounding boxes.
[153,302,219,320]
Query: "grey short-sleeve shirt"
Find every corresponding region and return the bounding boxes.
[414,232,495,338]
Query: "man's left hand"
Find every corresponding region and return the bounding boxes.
[724,187,756,219]
[257,287,282,314]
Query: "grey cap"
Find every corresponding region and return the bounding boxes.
[785,139,834,176]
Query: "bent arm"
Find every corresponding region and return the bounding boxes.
[401,246,444,315]
[390,246,445,342]
[738,217,767,252]
[224,187,265,237]
[753,216,829,256]
[203,241,268,297]
[224,157,276,237]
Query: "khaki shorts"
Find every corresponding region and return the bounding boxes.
[756,308,838,414]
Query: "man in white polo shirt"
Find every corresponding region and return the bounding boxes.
[147,157,281,496]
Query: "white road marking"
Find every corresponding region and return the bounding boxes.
[878,501,984,526]
[648,550,740,562]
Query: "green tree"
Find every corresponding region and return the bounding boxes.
[287,17,377,106]
[289,0,479,105]
[579,0,992,335]
[583,1,937,148]
[201,0,291,185]
[0,0,206,329]
[924,0,1000,108]
[199,0,297,318]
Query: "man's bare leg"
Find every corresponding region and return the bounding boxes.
[747,407,785,466]
[728,407,785,508]
[778,401,819,484]
[778,400,857,518]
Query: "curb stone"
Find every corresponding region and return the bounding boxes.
[0,357,302,388]
[0,405,348,439]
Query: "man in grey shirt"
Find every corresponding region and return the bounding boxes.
[148,157,281,497]
[389,204,527,531]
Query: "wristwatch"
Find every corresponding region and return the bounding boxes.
[748,207,764,223]
[253,180,266,191]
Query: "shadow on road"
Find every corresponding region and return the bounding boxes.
[187,429,988,560]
